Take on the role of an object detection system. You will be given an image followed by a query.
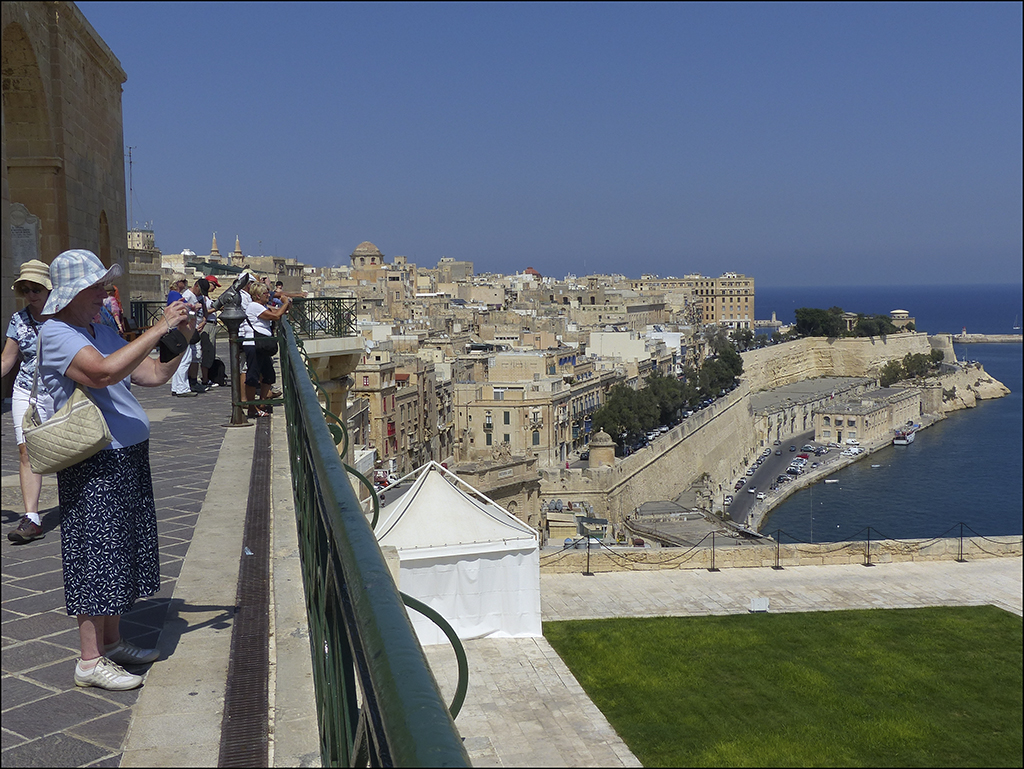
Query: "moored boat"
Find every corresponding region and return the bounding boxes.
[893,423,920,445]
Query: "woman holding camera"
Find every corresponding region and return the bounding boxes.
[37,249,193,691]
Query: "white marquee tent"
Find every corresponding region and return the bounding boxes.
[375,462,542,645]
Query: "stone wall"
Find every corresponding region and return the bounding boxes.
[539,535,1022,573]
[3,1,128,392]
[539,383,759,523]
[740,334,935,393]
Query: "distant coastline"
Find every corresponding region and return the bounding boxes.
[756,284,1023,338]
[952,333,1022,344]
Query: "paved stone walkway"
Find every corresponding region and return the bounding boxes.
[541,558,1023,621]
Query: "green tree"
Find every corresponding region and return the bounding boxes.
[794,307,845,337]
[879,360,905,387]
[854,314,898,337]
[729,328,754,351]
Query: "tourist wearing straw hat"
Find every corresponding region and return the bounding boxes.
[37,249,195,690]
[2,260,55,543]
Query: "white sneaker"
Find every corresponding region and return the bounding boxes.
[105,638,160,665]
[74,657,144,690]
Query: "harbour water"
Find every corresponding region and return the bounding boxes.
[761,341,1022,542]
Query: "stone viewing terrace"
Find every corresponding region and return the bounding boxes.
[2,325,1021,768]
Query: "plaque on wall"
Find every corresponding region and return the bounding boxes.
[10,203,41,267]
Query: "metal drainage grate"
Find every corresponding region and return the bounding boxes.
[219,418,272,767]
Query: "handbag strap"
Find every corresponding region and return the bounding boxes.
[245,316,273,337]
[29,323,90,413]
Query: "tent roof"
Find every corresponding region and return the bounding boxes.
[376,462,537,552]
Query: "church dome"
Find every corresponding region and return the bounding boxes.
[351,241,384,259]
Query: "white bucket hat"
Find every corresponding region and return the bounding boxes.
[42,249,123,315]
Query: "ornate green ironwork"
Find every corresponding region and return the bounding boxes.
[130,297,357,340]
[289,297,358,338]
[279,319,469,767]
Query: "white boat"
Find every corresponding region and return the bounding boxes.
[824,479,839,484]
[893,423,920,446]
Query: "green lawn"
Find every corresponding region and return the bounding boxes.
[544,606,1022,767]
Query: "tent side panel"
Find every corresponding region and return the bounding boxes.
[400,549,541,646]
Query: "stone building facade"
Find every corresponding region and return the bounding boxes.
[3,1,128,393]
[813,387,921,445]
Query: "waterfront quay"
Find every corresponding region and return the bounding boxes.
[3,375,1021,768]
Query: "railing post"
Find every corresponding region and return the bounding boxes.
[773,530,783,570]
[863,527,874,567]
[708,531,720,572]
[956,522,967,563]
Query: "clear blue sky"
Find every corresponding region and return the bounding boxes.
[76,1,1022,287]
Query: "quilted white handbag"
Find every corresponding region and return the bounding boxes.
[22,341,112,475]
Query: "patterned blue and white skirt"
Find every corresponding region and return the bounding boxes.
[57,440,160,616]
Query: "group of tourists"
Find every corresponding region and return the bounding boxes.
[2,251,292,691]
[165,272,224,396]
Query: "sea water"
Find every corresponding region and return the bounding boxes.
[757,306,1022,542]
[756,283,1023,335]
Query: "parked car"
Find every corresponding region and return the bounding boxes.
[773,439,782,445]
[747,485,757,494]
[801,444,815,452]
[579,450,590,461]
[846,438,860,446]
[725,495,734,505]
[756,492,766,500]
[746,467,755,476]
[761,448,772,457]
[735,479,746,489]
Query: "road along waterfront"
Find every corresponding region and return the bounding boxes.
[758,343,1022,542]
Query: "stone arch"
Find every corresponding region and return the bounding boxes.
[2,21,61,259]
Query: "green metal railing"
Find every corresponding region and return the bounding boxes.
[289,297,357,338]
[130,297,357,339]
[279,319,470,767]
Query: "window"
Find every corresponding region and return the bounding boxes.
[486,433,492,446]
[847,419,856,427]
[363,376,369,387]
[504,411,510,425]
[822,430,831,438]
[823,417,830,426]
[533,431,540,446]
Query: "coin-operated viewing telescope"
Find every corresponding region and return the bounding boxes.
[214,272,252,426]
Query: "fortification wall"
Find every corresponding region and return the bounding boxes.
[741,334,935,392]
[539,536,1022,573]
[540,382,759,523]
[537,333,983,527]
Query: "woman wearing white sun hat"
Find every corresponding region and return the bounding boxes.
[37,249,194,691]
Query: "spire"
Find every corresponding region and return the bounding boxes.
[233,236,243,259]
[210,232,221,257]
